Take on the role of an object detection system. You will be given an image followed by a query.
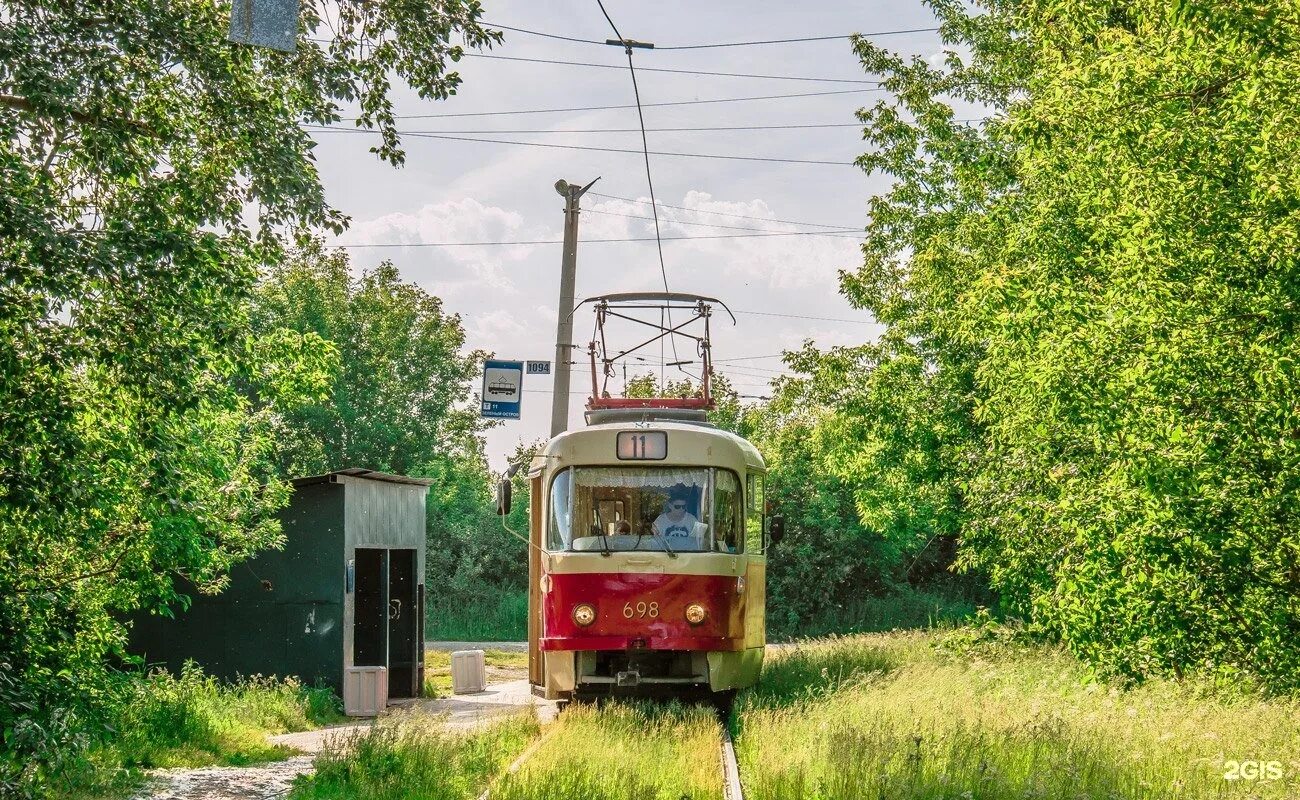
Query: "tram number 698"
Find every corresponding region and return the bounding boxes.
[623,601,659,619]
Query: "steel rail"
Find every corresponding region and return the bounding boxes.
[476,724,559,800]
[721,724,745,800]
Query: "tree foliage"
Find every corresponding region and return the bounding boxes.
[0,1,497,792]
[813,0,1300,687]
[251,240,486,477]
[621,372,743,431]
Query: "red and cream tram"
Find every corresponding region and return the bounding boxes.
[498,293,783,701]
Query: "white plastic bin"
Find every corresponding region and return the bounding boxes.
[451,649,487,694]
[344,666,388,716]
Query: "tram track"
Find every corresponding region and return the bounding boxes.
[720,723,745,800]
[480,701,746,800]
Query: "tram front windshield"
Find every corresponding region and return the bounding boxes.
[548,467,741,553]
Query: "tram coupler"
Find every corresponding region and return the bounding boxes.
[616,670,641,687]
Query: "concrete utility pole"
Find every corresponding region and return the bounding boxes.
[551,177,599,438]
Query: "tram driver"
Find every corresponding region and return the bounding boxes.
[652,490,705,545]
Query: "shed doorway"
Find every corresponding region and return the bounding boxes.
[353,547,422,700]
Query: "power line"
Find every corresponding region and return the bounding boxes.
[461,52,882,85]
[481,21,606,46]
[363,122,863,134]
[732,309,878,324]
[331,230,862,248]
[479,20,940,50]
[584,207,856,234]
[307,126,854,166]
[714,353,789,363]
[337,88,882,121]
[657,27,940,50]
[589,191,861,230]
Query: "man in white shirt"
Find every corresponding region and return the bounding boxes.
[652,495,699,540]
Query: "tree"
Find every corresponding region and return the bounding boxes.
[621,372,744,432]
[0,2,499,792]
[820,0,1300,687]
[251,240,487,477]
[425,439,539,631]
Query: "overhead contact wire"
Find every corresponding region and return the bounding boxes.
[477,20,941,49]
[461,52,882,84]
[595,0,683,371]
[334,88,882,121]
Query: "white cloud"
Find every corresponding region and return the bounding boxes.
[342,197,559,297]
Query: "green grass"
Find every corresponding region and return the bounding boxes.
[735,630,1300,799]
[425,591,527,641]
[58,662,342,797]
[492,702,722,800]
[422,648,529,698]
[289,710,539,800]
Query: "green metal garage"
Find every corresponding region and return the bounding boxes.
[130,469,431,709]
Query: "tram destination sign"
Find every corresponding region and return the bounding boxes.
[617,430,667,460]
[481,359,523,420]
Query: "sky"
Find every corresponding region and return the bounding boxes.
[310,0,951,469]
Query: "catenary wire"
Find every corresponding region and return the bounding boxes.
[583,207,858,234]
[595,0,680,371]
[355,122,864,134]
[479,21,941,49]
[306,126,854,165]
[657,27,940,50]
[589,191,861,230]
[460,52,882,84]
[330,231,862,248]
[333,88,883,121]
[732,309,877,324]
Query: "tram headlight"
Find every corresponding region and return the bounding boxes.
[685,603,708,625]
[572,603,597,627]
[736,575,746,594]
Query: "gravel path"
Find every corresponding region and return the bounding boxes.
[130,755,316,800]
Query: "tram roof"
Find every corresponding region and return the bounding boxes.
[531,418,765,477]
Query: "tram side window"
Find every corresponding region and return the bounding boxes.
[712,469,742,553]
[745,473,765,554]
[548,469,573,550]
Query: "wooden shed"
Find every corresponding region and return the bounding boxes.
[130,469,431,710]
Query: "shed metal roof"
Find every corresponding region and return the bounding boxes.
[290,468,435,488]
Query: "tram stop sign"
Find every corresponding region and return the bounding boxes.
[481,360,524,419]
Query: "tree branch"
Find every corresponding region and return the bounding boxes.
[0,94,151,134]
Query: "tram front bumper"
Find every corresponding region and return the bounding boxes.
[541,647,762,696]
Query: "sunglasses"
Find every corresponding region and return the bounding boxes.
[669,502,686,509]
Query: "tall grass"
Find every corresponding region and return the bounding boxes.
[56,662,342,797]
[290,710,538,800]
[491,702,722,800]
[425,591,527,641]
[736,631,1300,799]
